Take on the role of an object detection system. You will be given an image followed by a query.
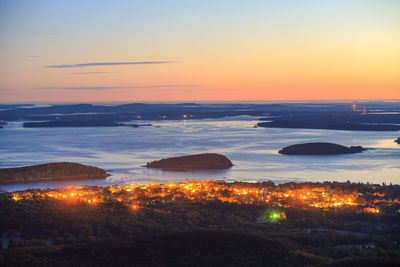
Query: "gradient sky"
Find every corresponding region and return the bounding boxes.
[0,0,399,102]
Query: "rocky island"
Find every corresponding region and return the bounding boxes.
[279,142,366,155]
[395,137,400,144]
[145,153,233,170]
[0,162,108,184]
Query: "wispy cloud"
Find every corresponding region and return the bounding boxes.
[44,61,172,68]
[127,84,199,89]
[37,86,125,90]
[72,72,113,75]
[35,84,199,90]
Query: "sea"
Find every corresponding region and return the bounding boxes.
[1,115,399,192]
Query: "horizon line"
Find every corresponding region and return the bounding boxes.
[1,99,399,105]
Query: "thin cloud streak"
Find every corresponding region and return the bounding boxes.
[35,84,200,90]
[72,72,113,75]
[44,61,173,68]
[127,84,199,89]
[37,87,124,90]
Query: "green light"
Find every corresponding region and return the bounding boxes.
[260,210,286,222]
[270,212,280,220]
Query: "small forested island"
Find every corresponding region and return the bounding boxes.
[0,162,108,184]
[279,142,366,155]
[396,137,400,144]
[23,121,152,128]
[145,153,233,170]
[1,180,400,266]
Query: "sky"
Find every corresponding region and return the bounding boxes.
[0,0,399,103]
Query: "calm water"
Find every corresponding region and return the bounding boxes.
[1,116,399,191]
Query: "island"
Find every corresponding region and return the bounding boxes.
[0,162,108,184]
[22,121,152,128]
[145,153,233,170]
[279,142,366,155]
[395,137,400,144]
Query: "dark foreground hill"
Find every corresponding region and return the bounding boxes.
[0,162,108,184]
[146,153,233,170]
[0,231,323,267]
[279,142,366,155]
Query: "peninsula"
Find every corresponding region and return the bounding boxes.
[257,120,400,131]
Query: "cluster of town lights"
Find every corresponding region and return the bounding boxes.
[11,181,385,214]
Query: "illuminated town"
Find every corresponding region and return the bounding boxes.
[10,181,397,215]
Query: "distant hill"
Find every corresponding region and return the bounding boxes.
[279,142,366,155]
[146,153,233,170]
[0,162,108,184]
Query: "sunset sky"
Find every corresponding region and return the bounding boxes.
[0,0,399,102]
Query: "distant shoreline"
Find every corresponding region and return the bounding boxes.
[22,121,153,128]
[257,121,400,131]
